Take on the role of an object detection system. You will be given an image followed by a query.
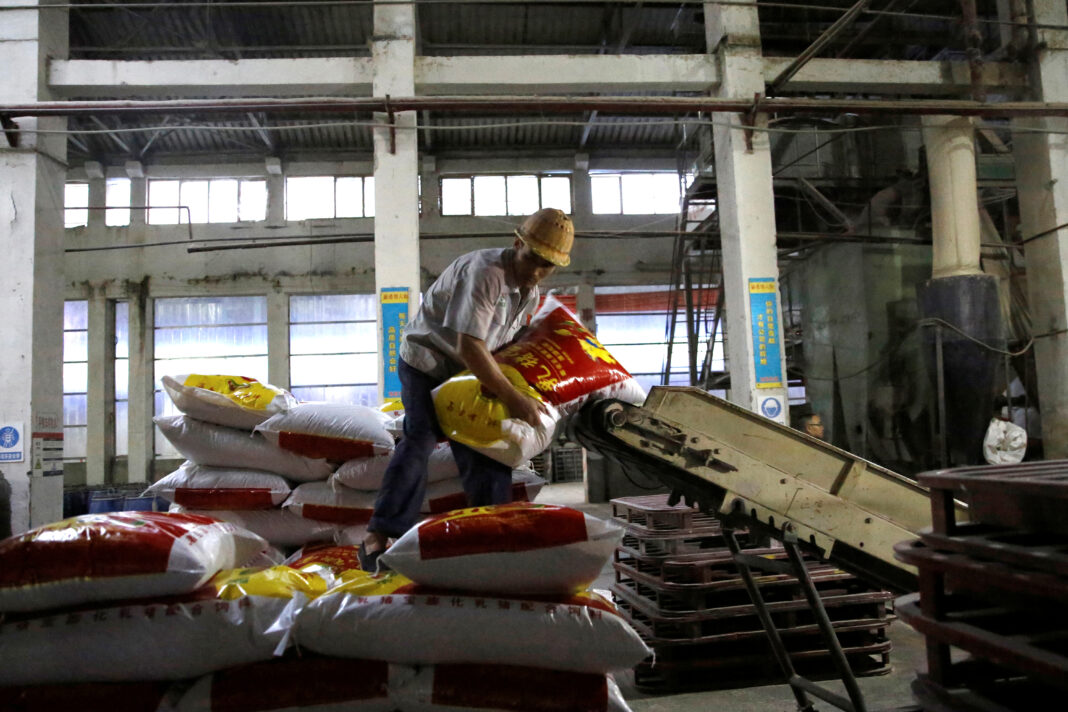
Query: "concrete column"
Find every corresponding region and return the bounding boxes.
[922,116,982,278]
[127,163,146,228]
[373,0,421,402]
[576,282,597,334]
[267,290,291,390]
[572,153,592,220]
[420,155,440,218]
[126,286,155,484]
[87,171,106,233]
[1014,0,1068,457]
[85,289,116,486]
[266,171,286,226]
[0,2,68,532]
[705,2,788,424]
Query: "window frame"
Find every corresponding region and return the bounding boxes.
[440,173,572,217]
[146,177,268,225]
[284,175,375,221]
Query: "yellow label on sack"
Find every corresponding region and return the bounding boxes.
[433,365,543,449]
[326,569,414,597]
[211,566,329,600]
[183,374,282,411]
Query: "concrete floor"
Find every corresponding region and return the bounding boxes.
[537,482,925,712]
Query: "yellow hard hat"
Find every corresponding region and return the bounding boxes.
[514,207,574,267]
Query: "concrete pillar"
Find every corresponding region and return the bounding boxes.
[267,290,290,390]
[1014,0,1068,457]
[127,163,146,228]
[576,282,597,334]
[573,153,592,219]
[705,2,789,424]
[0,1,69,531]
[420,155,440,218]
[86,289,116,486]
[266,171,285,227]
[373,0,421,402]
[922,116,982,278]
[87,170,106,233]
[125,286,154,484]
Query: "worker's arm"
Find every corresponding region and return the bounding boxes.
[457,332,546,428]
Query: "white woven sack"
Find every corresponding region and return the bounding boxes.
[161,374,297,430]
[173,506,339,549]
[296,571,650,674]
[0,567,318,686]
[379,503,623,595]
[155,415,333,482]
[421,469,546,514]
[177,656,395,712]
[333,442,458,491]
[255,402,395,462]
[283,481,377,526]
[146,462,292,510]
[390,664,633,712]
[0,511,267,613]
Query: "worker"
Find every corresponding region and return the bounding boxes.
[359,207,575,571]
[791,403,826,441]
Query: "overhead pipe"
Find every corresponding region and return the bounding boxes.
[4,95,1068,120]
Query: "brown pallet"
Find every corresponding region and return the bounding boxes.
[894,539,1068,606]
[614,543,786,585]
[897,593,1068,694]
[619,528,738,558]
[634,638,892,694]
[614,558,873,615]
[918,459,1068,536]
[911,662,1065,712]
[919,524,1068,579]
[614,581,893,642]
[611,494,721,533]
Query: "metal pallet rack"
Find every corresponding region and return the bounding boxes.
[894,460,1068,711]
[612,494,895,694]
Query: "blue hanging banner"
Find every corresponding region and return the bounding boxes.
[380,287,409,402]
[748,278,784,389]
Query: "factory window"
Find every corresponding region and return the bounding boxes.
[591,172,681,215]
[106,178,131,227]
[153,296,268,457]
[289,294,379,406]
[64,183,89,228]
[441,174,571,217]
[63,301,89,461]
[147,178,267,225]
[115,301,129,457]
[593,286,725,394]
[285,176,375,221]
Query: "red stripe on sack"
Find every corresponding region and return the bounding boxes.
[276,432,376,461]
[287,546,363,574]
[210,657,389,711]
[2,681,174,712]
[426,492,468,514]
[417,504,588,560]
[0,512,221,588]
[173,488,276,510]
[299,504,373,526]
[495,304,633,406]
[430,664,609,711]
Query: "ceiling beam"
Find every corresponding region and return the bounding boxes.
[767,0,870,95]
[49,55,1027,99]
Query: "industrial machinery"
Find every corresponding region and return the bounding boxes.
[570,387,965,712]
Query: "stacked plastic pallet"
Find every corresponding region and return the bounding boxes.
[611,494,895,693]
[895,460,1068,711]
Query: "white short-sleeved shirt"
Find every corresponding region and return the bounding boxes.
[400,247,538,381]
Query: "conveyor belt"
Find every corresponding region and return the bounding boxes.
[570,387,966,594]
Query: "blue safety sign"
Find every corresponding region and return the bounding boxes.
[380,287,409,402]
[0,423,24,462]
[748,278,784,389]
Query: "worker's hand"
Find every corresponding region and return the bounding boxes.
[504,389,548,429]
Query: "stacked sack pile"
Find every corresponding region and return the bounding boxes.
[150,374,396,550]
[0,509,322,710]
[0,504,650,712]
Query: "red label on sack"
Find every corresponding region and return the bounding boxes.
[430,664,609,711]
[277,432,376,461]
[300,504,373,526]
[494,303,633,406]
[174,488,275,510]
[416,503,588,560]
[287,545,363,575]
[211,657,389,710]
[0,512,222,588]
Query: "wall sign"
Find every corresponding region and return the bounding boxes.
[748,278,784,389]
[380,287,410,402]
[0,423,24,462]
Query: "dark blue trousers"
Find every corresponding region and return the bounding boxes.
[369,359,514,538]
